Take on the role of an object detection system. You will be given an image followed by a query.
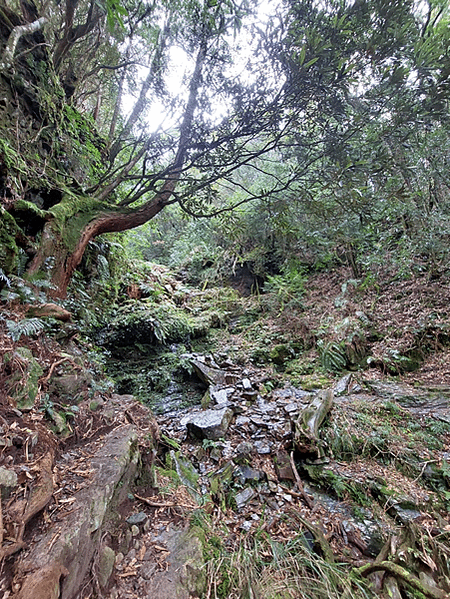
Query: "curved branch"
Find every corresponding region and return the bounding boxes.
[0,16,47,73]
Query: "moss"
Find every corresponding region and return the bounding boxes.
[0,208,20,273]
[270,343,292,365]
[4,347,43,410]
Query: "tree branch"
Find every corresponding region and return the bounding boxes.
[0,16,47,73]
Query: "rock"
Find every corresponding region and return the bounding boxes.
[26,303,71,322]
[4,347,43,410]
[233,441,253,463]
[235,415,250,428]
[126,512,147,525]
[169,451,200,501]
[334,373,352,396]
[388,505,423,524]
[274,450,295,481]
[15,425,139,599]
[242,378,252,390]
[235,465,262,484]
[131,525,140,536]
[97,545,115,589]
[0,466,18,497]
[235,487,256,509]
[209,387,229,406]
[254,440,271,454]
[186,408,234,441]
[190,359,237,387]
[145,525,205,599]
[48,373,92,403]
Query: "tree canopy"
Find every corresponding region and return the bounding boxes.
[0,0,449,295]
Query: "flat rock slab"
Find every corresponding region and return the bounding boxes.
[145,524,205,599]
[14,424,139,599]
[186,408,234,440]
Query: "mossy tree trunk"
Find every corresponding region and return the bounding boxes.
[27,185,176,297]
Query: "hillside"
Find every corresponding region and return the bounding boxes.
[0,265,450,598]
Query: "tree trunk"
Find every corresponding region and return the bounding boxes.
[27,192,170,298]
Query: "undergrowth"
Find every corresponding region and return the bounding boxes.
[202,525,374,599]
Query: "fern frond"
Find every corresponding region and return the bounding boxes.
[6,318,47,341]
[0,268,10,287]
[319,340,347,372]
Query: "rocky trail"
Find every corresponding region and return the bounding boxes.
[2,268,450,598]
[1,346,450,599]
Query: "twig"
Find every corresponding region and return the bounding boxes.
[134,493,193,509]
[40,357,79,386]
[288,509,335,563]
[412,460,438,483]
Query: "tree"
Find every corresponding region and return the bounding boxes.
[0,0,297,296]
[1,0,449,297]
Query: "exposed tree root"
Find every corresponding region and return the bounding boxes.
[354,560,447,599]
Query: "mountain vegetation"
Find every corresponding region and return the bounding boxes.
[1,0,450,597]
[0,0,449,296]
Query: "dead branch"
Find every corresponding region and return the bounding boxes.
[289,451,314,509]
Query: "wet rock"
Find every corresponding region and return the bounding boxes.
[388,505,423,524]
[126,512,147,526]
[186,407,234,441]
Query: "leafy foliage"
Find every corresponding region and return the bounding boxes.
[6,318,47,341]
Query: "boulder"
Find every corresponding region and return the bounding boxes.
[186,408,234,441]
[145,525,205,599]
[14,425,139,599]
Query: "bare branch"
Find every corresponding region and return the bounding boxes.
[0,16,47,73]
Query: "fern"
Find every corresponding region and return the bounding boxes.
[6,318,47,341]
[96,254,110,281]
[0,268,10,287]
[318,340,347,372]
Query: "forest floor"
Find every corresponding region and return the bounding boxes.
[1,266,450,598]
